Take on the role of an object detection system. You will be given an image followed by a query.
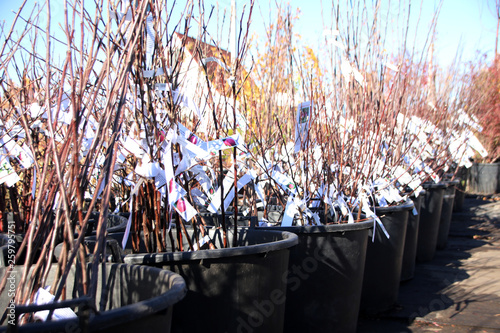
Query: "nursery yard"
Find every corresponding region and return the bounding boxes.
[358,196,500,333]
[1,0,499,331]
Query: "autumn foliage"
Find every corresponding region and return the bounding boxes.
[463,56,500,162]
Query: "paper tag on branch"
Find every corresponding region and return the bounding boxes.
[340,56,365,87]
[376,193,388,207]
[163,132,187,202]
[121,178,144,249]
[337,195,354,223]
[155,171,167,192]
[122,136,145,158]
[191,166,213,195]
[361,193,390,241]
[167,178,187,205]
[207,134,242,156]
[29,103,44,118]
[222,172,256,212]
[176,135,210,161]
[176,123,210,158]
[408,178,421,191]
[172,197,197,222]
[201,57,230,72]
[0,134,34,168]
[294,101,312,153]
[467,133,488,157]
[17,142,35,168]
[271,170,297,195]
[31,287,78,322]
[145,14,155,68]
[424,165,440,183]
[393,166,413,186]
[281,195,298,227]
[163,131,176,179]
[191,187,207,207]
[0,154,20,187]
[135,157,161,179]
[254,180,267,207]
[143,67,165,78]
[193,235,211,251]
[207,170,235,213]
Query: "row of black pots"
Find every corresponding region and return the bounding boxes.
[60,214,376,332]
[1,193,439,333]
[5,226,299,333]
[358,178,461,316]
[79,200,415,332]
[417,180,459,262]
[103,202,412,332]
[360,179,461,317]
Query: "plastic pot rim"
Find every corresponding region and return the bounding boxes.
[404,189,426,199]
[442,179,460,186]
[124,228,298,264]
[422,182,448,189]
[372,198,414,214]
[259,218,374,234]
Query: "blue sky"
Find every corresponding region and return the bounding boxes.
[0,0,497,70]
[435,0,497,65]
[209,0,499,69]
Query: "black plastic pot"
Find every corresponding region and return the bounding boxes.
[417,182,446,262]
[437,180,458,249]
[52,213,129,263]
[257,205,284,224]
[123,227,298,333]
[0,233,18,267]
[454,168,469,212]
[54,237,124,263]
[84,212,128,238]
[360,199,414,315]
[467,163,499,195]
[258,219,373,333]
[0,232,25,267]
[401,190,425,281]
[453,179,466,212]
[90,213,128,234]
[0,263,186,333]
[198,211,257,227]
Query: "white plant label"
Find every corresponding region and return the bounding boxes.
[294,101,312,153]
